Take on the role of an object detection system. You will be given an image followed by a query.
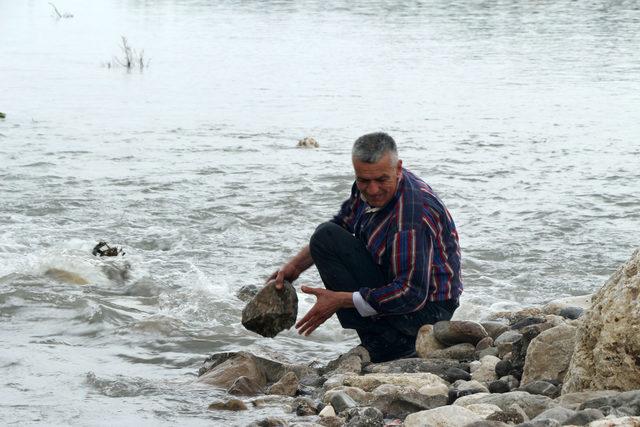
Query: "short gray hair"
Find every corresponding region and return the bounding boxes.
[352,132,398,164]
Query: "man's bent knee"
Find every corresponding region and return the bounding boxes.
[309,221,342,250]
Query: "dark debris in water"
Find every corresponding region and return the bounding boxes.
[92,241,125,257]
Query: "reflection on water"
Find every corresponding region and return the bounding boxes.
[1,0,639,424]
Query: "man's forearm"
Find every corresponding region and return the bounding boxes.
[286,245,314,276]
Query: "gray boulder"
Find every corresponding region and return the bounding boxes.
[476,336,494,351]
[559,306,584,320]
[561,408,604,425]
[445,367,472,382]
[510,316,546,330]
[198,351,316,391]
[494,330,522,357]
[434,320,489,346]
[242,280,298,338]
[199,352,267,388]
[454,391,556,419]
[520,380,559,398]
[404,405,483,427]
[563,249,640,393]
[331,391,358,413]
[556,390,620,410]
[489,380,510,394]
[292,397,320,416]
[227,375,264,396]
[323,346,368,375]
[208,399,248,411]
[344,406,383,427]
[246,417,288,427]
[578,389,640,415]
[362,357,468,379]
[416,324,447,357]
[486,404,528,424]
[267,371,298,396]
[463,422,509,427]
[481,321,510,340]
[521,324,577,386]
[531,406,575,424]
[495,360,512,378]
[426,343,476,360]
[370,390,447,419]
[516,420,560,427]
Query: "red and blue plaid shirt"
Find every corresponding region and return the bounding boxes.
[332,168,462,315]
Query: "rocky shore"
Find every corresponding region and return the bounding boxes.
[198,249,640,426]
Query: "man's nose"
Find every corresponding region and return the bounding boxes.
[367,182,380,194]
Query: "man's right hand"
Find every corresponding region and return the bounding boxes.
[266,264,300,290]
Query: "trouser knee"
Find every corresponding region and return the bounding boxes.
[309,221,341,257]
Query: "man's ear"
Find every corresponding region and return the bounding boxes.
[396,159,403,177]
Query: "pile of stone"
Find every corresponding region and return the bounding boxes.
[199,249,640,426]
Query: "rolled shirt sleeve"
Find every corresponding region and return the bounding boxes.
[352,292,378,317]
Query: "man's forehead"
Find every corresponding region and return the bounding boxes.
[355,170,391,179]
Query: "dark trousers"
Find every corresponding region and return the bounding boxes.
[310,222,457,347]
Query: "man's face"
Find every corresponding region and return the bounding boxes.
[353,152,403,208]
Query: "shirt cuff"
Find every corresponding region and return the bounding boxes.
[352,291,378,317]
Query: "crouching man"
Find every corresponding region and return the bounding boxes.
[269,132,462,362]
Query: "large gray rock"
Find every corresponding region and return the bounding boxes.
[323,346,369,375]
[267,371,298,396]
[563,249,640,393]
[404,405,483,427]
[556,390,620,410]
[520,380,559,398]
[509,324,547,380]
[292,397,320,416]
[331,391,358,413]
[586,418,640,427]
[323,386,371,405]
[454,391,556,419]
[198,352,267,388]
[531,406,575,424]
[481,321,510,340]
[362,357,468,379]
[471,355,500,383]
[208,399,248,411]
[198,351,316,390]
[521,323,577,386]
[561,408,604,425]
[227,376,264,396]
[241,280,298,338]
[494,330,523,357]
[416,324,446,357]
[434,320,489,346]
[344,406,383,427]
[426,343,476,360]
[370,389,448,419]
[342,372,447,392]
[578,389,640,415]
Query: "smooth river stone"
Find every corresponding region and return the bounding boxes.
[433,320,488,346]
[241,280,298,338]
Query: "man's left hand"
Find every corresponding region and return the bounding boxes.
[295,286,353,336]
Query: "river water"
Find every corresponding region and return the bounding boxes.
[1,0,639,425]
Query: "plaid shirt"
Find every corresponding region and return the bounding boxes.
[331,168,462,315]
